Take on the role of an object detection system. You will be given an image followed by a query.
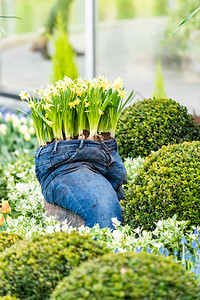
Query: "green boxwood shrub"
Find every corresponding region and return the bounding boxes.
[0,297,20,300]
[116,98,200,159]
[0,232,23,253]
[0,232,111,300]
[50,252,200,300]
[123,141,200,231]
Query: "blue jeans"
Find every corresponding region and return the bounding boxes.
[35,139,127,229]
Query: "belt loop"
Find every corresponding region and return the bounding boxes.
[79,139,84,149]
[101,141,113,166]
[36,147,43,158]
[113,139,118,151]
[52,141,59,153]
[101,142,109,152]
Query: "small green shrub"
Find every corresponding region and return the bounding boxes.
[50,252,200,300]
[0,232,23,253]
[50,16,79,83]
[0,232,110,300]
[116,98,200,159]
[123,141,200,231]
[153,59,167,99]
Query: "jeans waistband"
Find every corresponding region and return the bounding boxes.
[35,139,118,157]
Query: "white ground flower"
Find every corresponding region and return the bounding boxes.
[0,123,7,135]
[111,217,121,227]
[5,113,11,122]
[13,118,20,129]
[112,230,124,242]
[29,126,35,135]
[19,124,29,134]
[24,132,31,141]
[20,117,27,124]
[45,226,55,234]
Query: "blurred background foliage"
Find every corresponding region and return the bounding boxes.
[1,0,169,35]
[164,0,200,59]
[2,0,200,60]
[1,0,200,116]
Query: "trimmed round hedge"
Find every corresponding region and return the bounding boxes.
[0,232,23,253]
[116,98,200,159]
[0,232,111,300]
[0,297,20,300]
[123,141,200,231]
[50,252,200,299]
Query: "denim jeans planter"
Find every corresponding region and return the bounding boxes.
[35,138,127,229]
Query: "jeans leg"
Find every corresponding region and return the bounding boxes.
[116,186,125,201]
[50,167,122,229]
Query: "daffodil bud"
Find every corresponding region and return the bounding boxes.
[1,200,10,214]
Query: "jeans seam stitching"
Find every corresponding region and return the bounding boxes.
[57,178,87,220]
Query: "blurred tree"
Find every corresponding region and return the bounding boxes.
[154,0,168,16]
[31,0,74,59]
[116,0,136,19]
[46,0,73,35]
[50,16,79,82]
[164,0,200,58]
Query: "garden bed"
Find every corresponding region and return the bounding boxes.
[0,93,200,298]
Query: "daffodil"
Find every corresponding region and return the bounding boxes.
[74,98,81,106]
[117,90,128,98]
[19,76,134,145]
[99,109,104,115]
[53,88,59,97]
[101,79,111,91]
[44,103,54,110]
[29,102,35,109]
[43,91,52,101]
[112,77,123,90]
[68,102,76,109]
[77,77,85,86]
[76,88,84,97]
[47,84,55,91]
[63,76,73,86]
[19,90,30,101]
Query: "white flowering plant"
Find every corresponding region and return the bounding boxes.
[20,76,134,146]
[124,156,145,183]
[0,150,42,218]
[1,152,200,279]
[0,111,37,163]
